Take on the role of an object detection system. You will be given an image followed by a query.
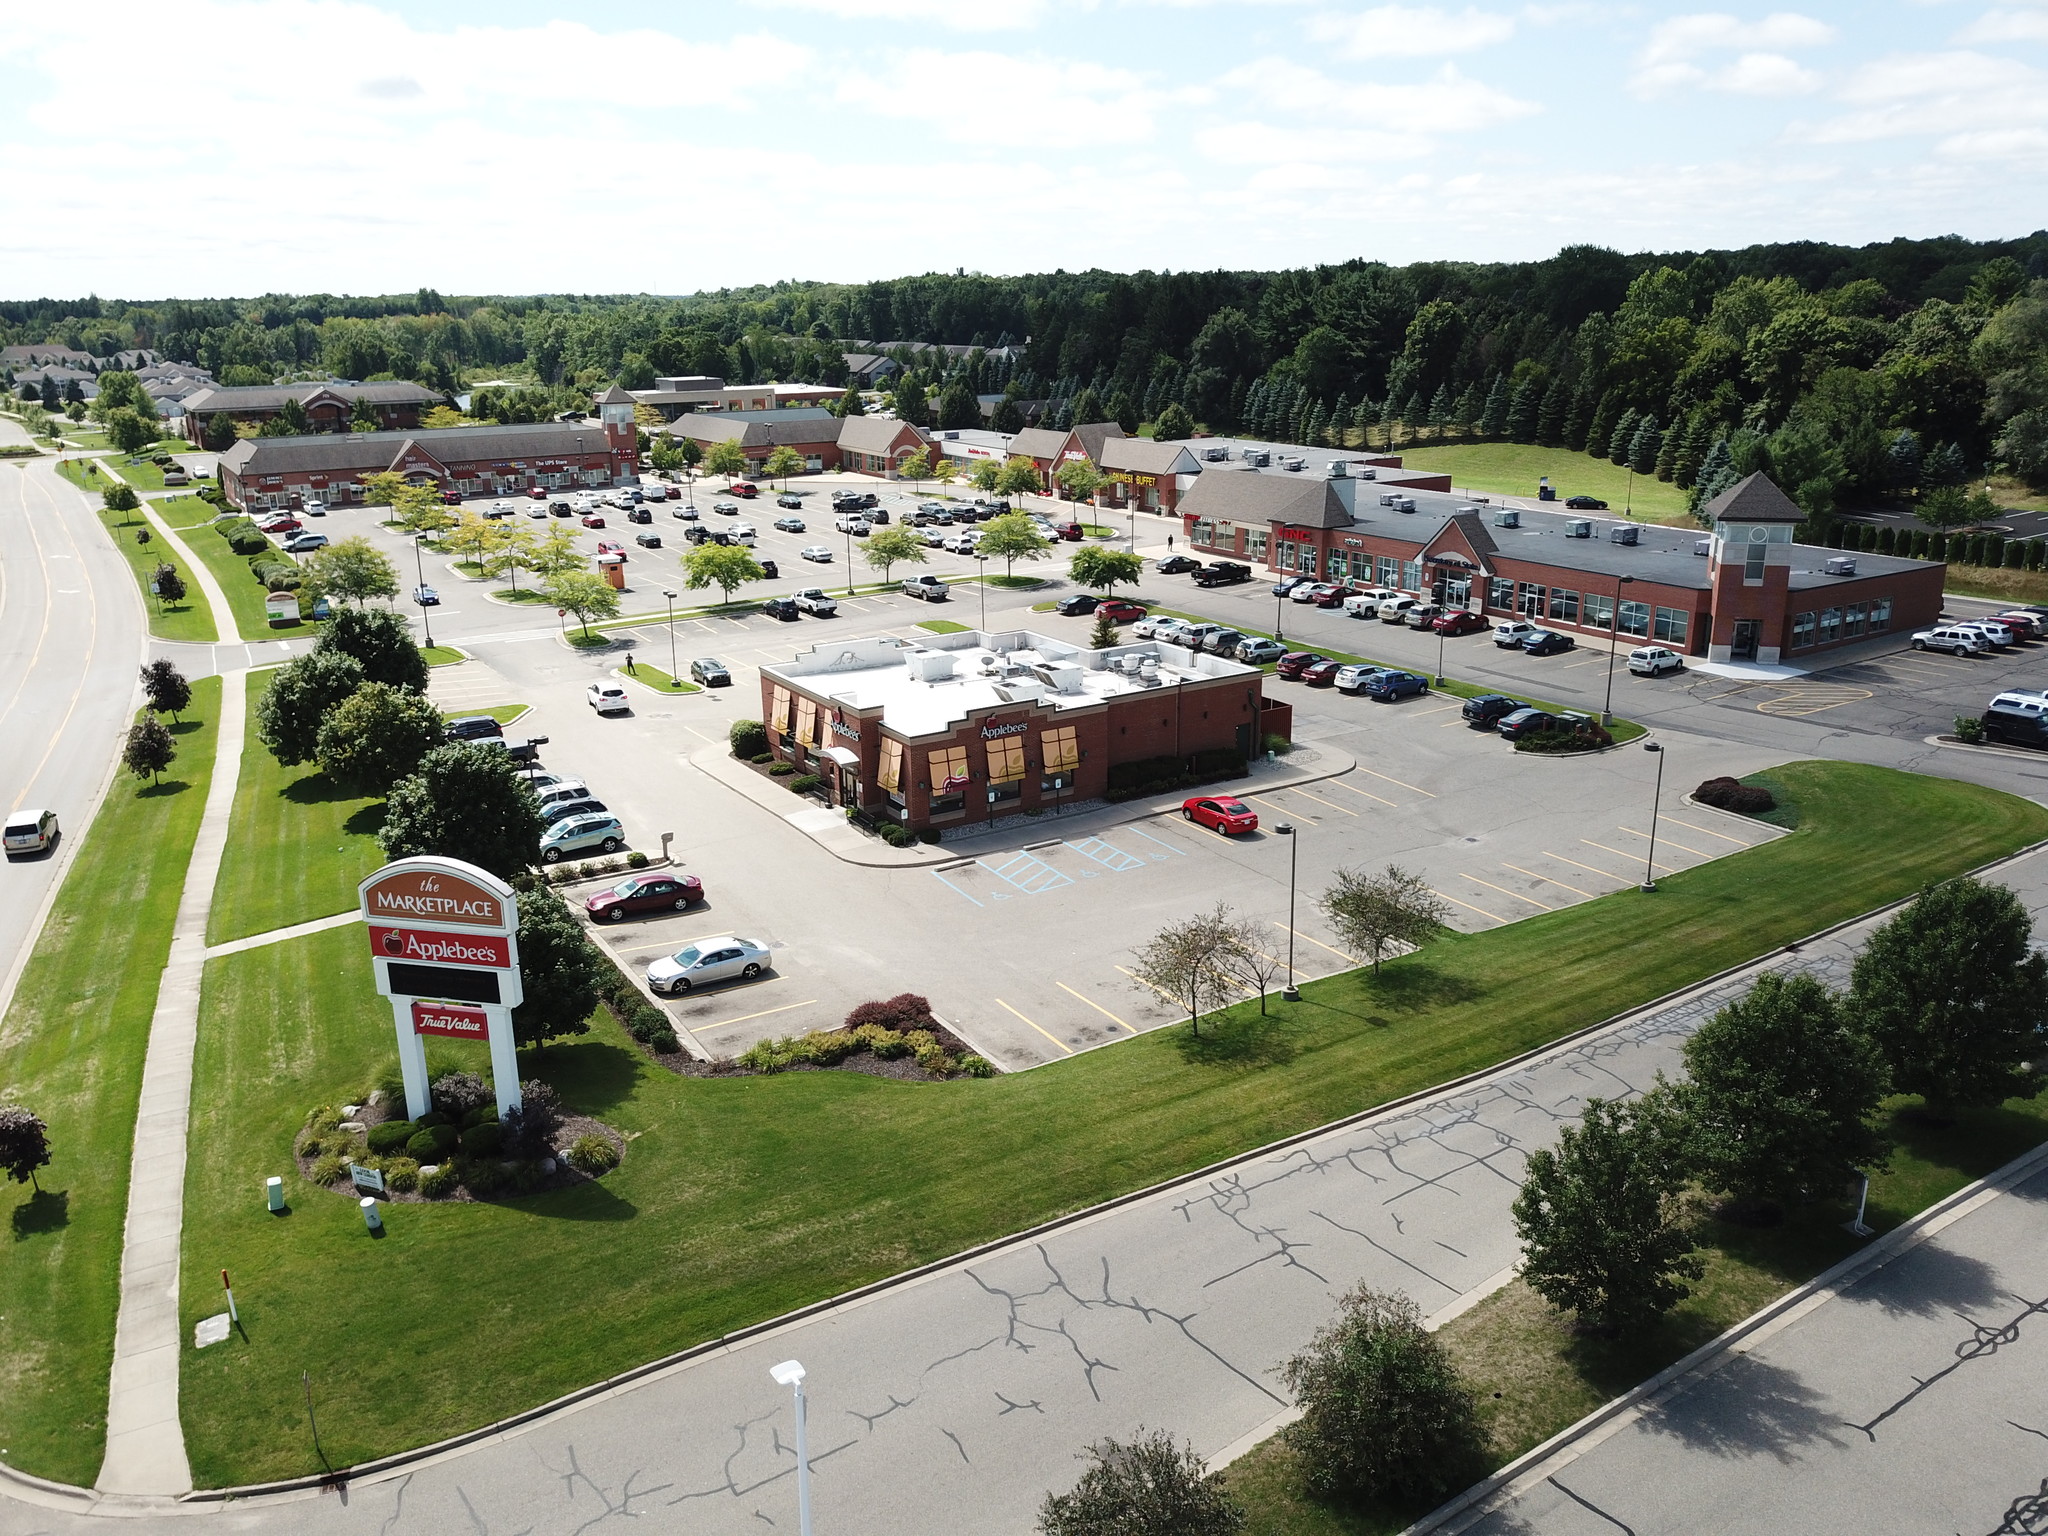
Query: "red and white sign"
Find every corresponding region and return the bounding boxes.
[412,1000,490,1039]
[369,925,512,969]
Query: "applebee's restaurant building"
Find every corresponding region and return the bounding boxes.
[757,631,1278,833]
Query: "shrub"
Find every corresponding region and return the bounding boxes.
[648,1029,680,1054]
[304,1104,341,1134]
[460,1104,498,1130]
[626,850,650,868]
[226,530,269,556]
[503,1080,562,1156]
[915,1042,956,1074]
[406,1124,458,1159]
[767,761,796,777]
[415,1110,449,1129]
[788,774,823,794]
[847,993,936,1031]
[1279,1283,1483,1502]
[855,1024,910,1059]
[960,1054,995,1077]
[1954,714,1987,744]
[418,1163,459,1199]
[298,1133,327,1160]
[729,719,769,759]
[431,1072,493,1119]
[309,1153,345,1186]
[461,1122,505,1158]
[1038,1429,1245,1536]
[625,1006,670,1042]
[383,1158,421,1193]
[750,752,775,765]
[568,1134,621,1175]
[879,822,913,847]
[457,1156,507,1196]
[919,828,940,844]
[366,1120,417,1156]
[1693,776,1776,814]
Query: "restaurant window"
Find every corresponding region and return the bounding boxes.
[1247,528,1268,559]
[1548,589,1580,623]
[1277,541,1297,571]
[1791,610,1816,648]
[1819,607,1841,642]
[1191,520,1215,546]
[1653,606,1688,645]
[1618,600,1651,637]
[927,745,969,814]
[1518,582,1547,617]
[877,737,903,793]
[1745,539,1767,582]
[1843,602,1867,638]
[1041,725,1078,777]
[1377,556,1401,587]
[1870,597,1892,632]
[1583,592,1614,629]
[770,685,792,736]
[1214,520,1236,547]
[794,696,818,748]
[1299,546,1320,577]
[1326,550,1350,581]
[986,735,1026,784]
[1488,577,1514,611]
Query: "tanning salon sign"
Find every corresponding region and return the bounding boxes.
[358,858,525,1121]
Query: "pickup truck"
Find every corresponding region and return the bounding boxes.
[792,588,838,617]
[482,734,549,764]
[903,575,949,601]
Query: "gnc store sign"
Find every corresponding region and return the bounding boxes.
[358,857,524,1121]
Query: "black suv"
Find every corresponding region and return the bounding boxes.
[446,715,504,742]
[1192,561,1252,587]
[762,597,801,622]
[1981,706,2048,749]
[1460,694,1520,728]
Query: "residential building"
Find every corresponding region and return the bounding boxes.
[180,380,444,443]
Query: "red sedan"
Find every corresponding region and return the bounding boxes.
[1311,586,1350,608]
[596,540,626,556]
[1433,609,1488,636]
[584,872,704,922]
[527,486,547,500]
[1098,600,1148,623]
[257,515,301,533]
[581,512,607,528]
[1299,658,1343,685]
[440,489,463,505]
[1275,651,1331,680]
[1182,795,1258,835]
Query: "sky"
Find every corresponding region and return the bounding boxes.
[2,0,2043,299]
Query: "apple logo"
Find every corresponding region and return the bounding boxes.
[382,930,405,955]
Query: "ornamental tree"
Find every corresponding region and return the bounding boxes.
[1317,864,1451,975]
[378,744,544,881]
[315,682,447,796]
[897,446,933,491]
[101,483,139,517]
[1128,902,1245,1038]
[1068,546,1143,595]
[319,605,428,691]
[977,511,1051,579]
[680,542,764,609]
[763,445,805,487]
[861,525,926,583]
[998,454,1045,505]
[510,886,609,1054]
[123,713,176,784]
[151,563,186,605]
[1054,458,1103,505]
[300,535,399,605]
[703,438,748,482]
[0,1106,53,1192]
[256,650,367,765]
[1037,1430,1244,1536]
[140,658,192,721]
[546,569,623,636]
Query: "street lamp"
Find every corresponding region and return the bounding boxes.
[974,554,988,633]
[769,1360,814,1536]
[1128,503,1136,553]
[1601,574,1635,727]
[1640,742,1665,892]
[1275,823,1300,1001]
[662,587,679,683]
[1274,583,1286,645]
[843,526,854,597]
[411,533,433,648]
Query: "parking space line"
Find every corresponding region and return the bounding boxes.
[1460,872,1555,910]
[691,999,817,1034]
[1275,923,1357,964]
[1325,779,1398,808]
[932,870,984,907]
[1659,814,1754,846]
[1287,786,1359,817]
[997,997,1074,1055]
[604,932,726,954]
[1502,862,1598,899]
[1056,981,1135,1034]
[1249,793,1314,823]
[1583,838,1675,875]
[1430,888,1507,924]
[1416,703,1461,715]
[1617,825,1709,857]
[1122,825,1188,858]
[1354,765,1435,797]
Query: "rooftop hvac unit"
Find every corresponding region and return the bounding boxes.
[1564,519,1591,538]
[1695,539,1711,557]
[1824,555,1858,576]
[1325,460,1349,478]
[1138,658,1163,688]
[1456,505,1481,516]
[1360,467,1376,479]
[1396,497,1417,512]
[1493,509,1520,528]
[1608,524,1639,546]
[907,649,956,682]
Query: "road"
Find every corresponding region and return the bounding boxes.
[0,440,146,1013]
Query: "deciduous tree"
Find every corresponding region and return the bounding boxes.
[256,650,366,765]
[680,542,765,609]
[300,535,399,605]
[1037,1430,1244,1536]
[1129,902,1244,1037]
[1000,454,1047,505]
[546,569,623,635]
[861,525,926,583]
[510,886,609,1054]
[1054,458,1102,505]
[703,438,748,483]
[379,744,544,881]
[0,1106,53,1192]
[315,682,447,795]
[101,483,139,517]
[763,445,805,487]
[123,713,176,784]
[319,605,428,691]
[1068,546,1143,595]
[897,446,933,491]
[977,511,1051,579]
[140,658,191,721]
[1317,864,1451,975]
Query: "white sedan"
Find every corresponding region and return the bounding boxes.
[646,936,772,996]
[587,682,630,714]
[799,545,834,562]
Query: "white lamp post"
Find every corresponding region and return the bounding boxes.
[1275,822,1299,1000]
[770,1359,814,1536]
[662,588,679,683]
[1640,742,1666,892]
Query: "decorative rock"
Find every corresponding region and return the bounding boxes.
[418,1164,439,1178]
[539,1158,556,1176]
[341,1105,360,1118]
[338,1120,366,1134]
[366,1089,384,1107]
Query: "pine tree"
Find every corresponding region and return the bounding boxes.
[1535,377,1569,446]
[1242,378,1267,436]
[1689,439,1736,520]
[1628,416,1661,475]
[1561,384,1594,452]
[1399,390,1424,441]
[1479,374,1510,438]
[1330,394,1350,447]
[1304,403,1328,445]
[1923,441,1967,487]
[1352,397,1372,441]
[1452,383,1483,439]
[1586,389,1623,461]
[1427,384,1453,437]
[1607,406,1641,465]
[1653,419,1681,481]
[1227,376,1247,431]
[1506,377,1540,442]
[1888,429,1924,493]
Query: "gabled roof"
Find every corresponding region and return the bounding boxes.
[1004,427,1070,463]
[182,380,442,414]
[1180,468,1351,530]
[1100,438,1200,476]
[1702,472,1805,525]
[1070,422,1127,463]
[595,384,635,406]
[838,415,928,455]
[1422,511,1501,576]
[217,420,618,477]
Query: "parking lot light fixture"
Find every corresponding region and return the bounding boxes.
[769,1360,814,1536]
[1275,585,1285,645]
[1275,822,1300,1000]
[413,533,433,648]
[1640,742,1665,893]
[662,588,679,682]
[1602,574,1635,726]
[844,527,854,597]
[974,554,988,631]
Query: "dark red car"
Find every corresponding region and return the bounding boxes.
[1098,600,1148,623]
[1311,586,1349,608]
[1433,609,1488,636]
[1275,651,1330,680]
[1299,658,1343,685]
[440,489,463,505]
[1181,795,1258,835]
[729,482,759,498]
[584,873,705,922]
[581,512,606,528]
[527,486,547,500]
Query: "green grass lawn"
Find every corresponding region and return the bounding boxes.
[54,455,114,494]
[441,704,530,727]
[918,618,971,633]
[1390,442,1691,525]
[156,494,223,531]
[206,673,383,946]
[91,503,217,644]
[491,586,555,603]
[174,760,2048,1486]
[181,520,279,640]
[419,645,466,667]
[108,457,173,492]
[616,662,700,694]
[0,678,223,1486]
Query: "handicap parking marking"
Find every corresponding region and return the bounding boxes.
[1065,835,1145,873]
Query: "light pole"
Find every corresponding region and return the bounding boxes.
[974,554,988,633]
[1275,823,1299,1000]
[1274,584,1286,645]
[1625,465,1636,519]
[1127,503,1135,553]
[770,1360,814,1536]
[1434,608,1447,686]
[1640,742,1665,892]
[1601,574,1634,726]
[662,587,679,683]
[412,533,433,648]
[843,526,854,597]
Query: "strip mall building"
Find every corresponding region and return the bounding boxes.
[1179,467,1943,664]
[758,631,1283,833]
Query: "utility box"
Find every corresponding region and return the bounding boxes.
[1608,524,1639,546]
[597,553,626,590]
[1494,509,1520,528]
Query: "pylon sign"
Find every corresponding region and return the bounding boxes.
[358,857,524,1121]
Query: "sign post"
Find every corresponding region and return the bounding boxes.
[358,857,524,1121]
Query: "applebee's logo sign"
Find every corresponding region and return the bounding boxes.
[371,926,509,966]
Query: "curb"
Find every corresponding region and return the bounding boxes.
[122,831,2048,1507]
[1922,732,2048,762]
[1404,1135,2048,1535]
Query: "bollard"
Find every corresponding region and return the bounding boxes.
[360,1196,382,1233]
[267,1176,284,1213]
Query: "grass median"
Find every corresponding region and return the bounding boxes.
[92,499,216,644]
[180,517,282,640]
[0,677,223,1486]
[175,760,2048,1486]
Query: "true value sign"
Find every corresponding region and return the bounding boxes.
[358,857,525,1122]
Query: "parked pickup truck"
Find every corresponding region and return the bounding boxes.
[483,734,549,764]
[792,588,838,617]
[903,575,950,601]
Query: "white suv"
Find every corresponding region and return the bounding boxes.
[1628,646,1684,677]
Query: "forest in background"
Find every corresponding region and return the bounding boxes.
[5,232,2046,523]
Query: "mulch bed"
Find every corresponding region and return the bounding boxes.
[293,1094,628,1204]
[642,1020,985,1081]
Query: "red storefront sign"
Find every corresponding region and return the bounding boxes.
[412,1000,490,1039]
[369,925,512,968]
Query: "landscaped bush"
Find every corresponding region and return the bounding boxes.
[460,1104,497,1130]
[460,1122,505,1158]
[750,752,775,765]
[417,1163,459,1199]
[383,1158,421,1193]
[366,1120,416,1156]
[310,1153,345,1186]
[406,1124,458,1159]
[729,719,769,759]
[568,1134,620,1175]
[304,1104,342,1134]
[1694,776,1777,814]
[503,1080,562,1156]
[1104,750,1248,802]
[1954,715,1987,744]
[430,1072,492,1119]
[1515,720,1612,754]
[626,850,650,868]
[298,1133,328,1160]
[788,774,823,794]
[847,993,937,1031]
[960,1054,995,1077]
[647,1029,680,1054]
[767,761,796,777]
[457,1156,507,1196]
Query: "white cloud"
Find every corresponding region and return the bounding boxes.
[1955,7,2048,41]
[838,52,1167,149]
[1797,49,2048,153]
[762,0,1053,29]
[1220,57,1542,129]
[1194,120,1435,165]
[1307,5,1517,57]
[1629,11,1836,96]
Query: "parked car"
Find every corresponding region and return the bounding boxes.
[1376,597,1419,624]
[762,596,801,621]
[539,814,625,864]
[488,500,517,518]
[1298,657,1343,685]
[584,873,705,922]
[1911,626,1989,655]
[1156,555,1202,574]
[1522,630,1577,656]
[596,540,626,557]
[284,532,328,552]
[1203,629,1249,657]
[792,588,838,616]
[303,501,326,516]
[1290,581,1339,605]
[541,797,610,827]
[730,524,758,545]
[1055,593,1100,616]
[635,530,662,548]
[3,808,58,856]
[712,500,738,516]
[533,778,590,808]
[550,501,575,516]
[1628,646,1684,676]
[1461,693,1521,728]
[903,575,949,601]
[587,682,630,714]
[728,482,759,498]
[1496,707,1588,741]
[690,657,732,687]
[944,530,982,554]
[1956,620,2017,650]
[1564,495,1608,510]
[491,734,548,764]
[524,503,550,519]
[626,507,652,525]
[440,489,463,505]
[581,512,606,528]
[1402,603,1445,629]
[1271,575,1309,598]
[1178,622,1230,650]
[646,935,771,995]
[1493,619,1538,647]
[799,545,833,562]
[1433,609,1488,636]
[776,493,803,509]
[1981,699,2048,748]
[1311,586,1351,608]
[257,514,300,533]
[1134,614,1193,642]
[1097,601,1147,624]
[774,515,806,533]
[1181,795,1258,834]
[671,504,699,521]
[1193,561,1252,587]
[412,584,440,606]
[1276,651,1331,680]
[1364,669,1429,701]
